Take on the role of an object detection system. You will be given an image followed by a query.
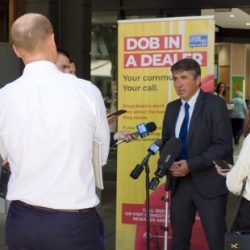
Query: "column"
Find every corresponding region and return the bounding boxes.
[59,0,92,79]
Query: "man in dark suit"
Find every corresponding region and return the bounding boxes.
[162,58,233,250]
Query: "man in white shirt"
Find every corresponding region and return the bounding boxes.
[0,13,110,250]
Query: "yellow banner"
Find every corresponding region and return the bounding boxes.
[116,16,214,250]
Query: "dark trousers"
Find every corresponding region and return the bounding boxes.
[231,118,245,144]
[5,201,104,250]
[170,176,227,250]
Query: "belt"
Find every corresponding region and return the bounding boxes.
[14,200,96,213]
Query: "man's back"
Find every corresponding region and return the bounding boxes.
[4,13,108,250]
[0,61,110,209]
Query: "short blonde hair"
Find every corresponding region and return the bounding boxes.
[11,13,53,52]
[235,91,243,98]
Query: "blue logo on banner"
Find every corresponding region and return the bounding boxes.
[189,34,208,48]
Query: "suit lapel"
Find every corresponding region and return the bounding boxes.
[188,91,204,141]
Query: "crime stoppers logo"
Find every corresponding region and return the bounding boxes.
[189,34,208,48]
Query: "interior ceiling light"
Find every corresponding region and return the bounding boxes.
[230,14,235,18]
[246,22,250,26]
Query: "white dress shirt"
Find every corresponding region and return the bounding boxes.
[227,134,250,201]
[175,90,200,137]
[0,61,110,209]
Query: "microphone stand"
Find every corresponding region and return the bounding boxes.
[144,160,151,250]
[130,143,164,250]
[130,154,151,250]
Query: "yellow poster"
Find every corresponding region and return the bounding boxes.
[116,16,214,250]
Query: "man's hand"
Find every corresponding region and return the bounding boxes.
[170,160,189,177]
[214,164,228,177]
[113,131,137,142]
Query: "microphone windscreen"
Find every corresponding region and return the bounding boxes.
[159,137,182,163]
[146,122,157,132]
[156,137,182,177]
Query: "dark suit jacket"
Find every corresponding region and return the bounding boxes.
[162,90,233,198]
[110,132,115,147]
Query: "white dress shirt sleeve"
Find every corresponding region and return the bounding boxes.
[226,135,250,197]
[91,84,110,166]
[0,90,8,162]
[0,140,7,161]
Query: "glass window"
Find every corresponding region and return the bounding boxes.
[91,12,118,116]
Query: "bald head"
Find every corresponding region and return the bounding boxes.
[11,13,56,63]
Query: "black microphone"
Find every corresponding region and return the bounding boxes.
[130,139,162,179]
[149,137,182,190]
[116,121,157,145]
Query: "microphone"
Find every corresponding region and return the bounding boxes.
[116,121,157,145]
[130,139,162,179]
[149,137,182,190]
